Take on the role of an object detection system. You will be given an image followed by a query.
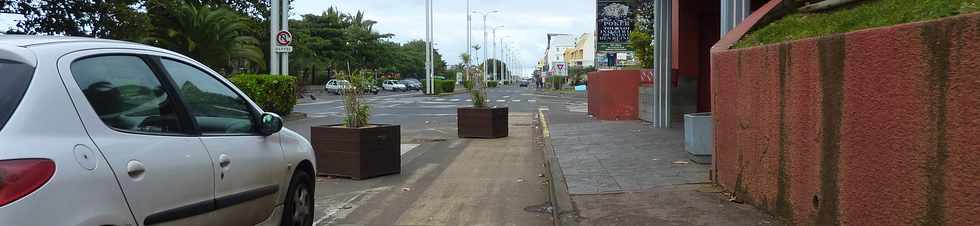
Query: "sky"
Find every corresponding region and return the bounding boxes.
[292,0,597,77]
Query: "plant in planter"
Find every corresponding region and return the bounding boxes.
[457,53,508,138]
[311,71,400,180]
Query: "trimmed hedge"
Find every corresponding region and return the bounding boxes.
[229,74,297,116]
[487,81,499,88]
[435,80,456,93]
[463,80,475,90]
[421,80,457,94]
[502,80,512,85]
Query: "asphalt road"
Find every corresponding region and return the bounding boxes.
[284,86,587,225]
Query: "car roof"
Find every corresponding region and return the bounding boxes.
[0,35,131,47]
[0,35,179,67]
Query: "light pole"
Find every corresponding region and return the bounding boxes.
[473,10,498,84]
[466,0,471,77]
[491,25,503,81]
[425,0,435,94]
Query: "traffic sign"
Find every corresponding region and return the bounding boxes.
[555,63,567,76]
[276,30,292,46]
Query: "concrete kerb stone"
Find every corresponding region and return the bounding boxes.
[536,111,579,226]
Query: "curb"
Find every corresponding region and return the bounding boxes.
[536,110,578,226]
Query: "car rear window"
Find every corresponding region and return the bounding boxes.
[0,60,35,131]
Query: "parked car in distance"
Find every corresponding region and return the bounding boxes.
[325,79,379,95]
[382,80,407,92]
[519,79,530,87]
[0,35,316,226]
[400,79,421,91]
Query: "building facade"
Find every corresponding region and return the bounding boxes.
[562,33,596,68]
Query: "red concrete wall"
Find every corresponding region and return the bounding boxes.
[711,13,980,225]
[587,70,642,120]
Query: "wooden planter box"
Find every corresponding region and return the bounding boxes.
[311,124,400,180]
[457,107,508,138]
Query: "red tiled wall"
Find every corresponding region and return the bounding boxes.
[711,13,980,225]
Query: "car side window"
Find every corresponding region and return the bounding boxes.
[71,55,185,134]
[161,59,255,135]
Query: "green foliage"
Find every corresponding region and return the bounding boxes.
[144,3,263,74]
[420,80,457,94]
[229,74,297,116]
[463,80,476,90]
[435,80,456,93]
[470,90,487,108]
[487,81,499,88]
[736,0,980,48]
[502,81,512,85]
[479,58,508,80]
[629,30,654,68]
[548,76,567,90]
[338,71,373,128]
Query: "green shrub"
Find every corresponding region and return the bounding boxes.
[547,76,567,90]
[435,80,456,93]
[421,80,457,94]
[229,74,297,116]
[487,81,499,88]
[463,80,475,90]
[502,80,512,85]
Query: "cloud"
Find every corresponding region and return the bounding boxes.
[292,0,596,76]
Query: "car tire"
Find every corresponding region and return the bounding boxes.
[281,170,314,226]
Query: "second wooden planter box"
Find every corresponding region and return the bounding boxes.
[457,107,508,138]
[311,124,400,180]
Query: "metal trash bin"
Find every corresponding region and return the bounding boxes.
[684,112,713,164]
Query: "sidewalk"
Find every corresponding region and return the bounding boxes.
[309,113,552,225]
[540,111,784,225]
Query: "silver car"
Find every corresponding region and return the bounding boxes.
[0,36,316,226]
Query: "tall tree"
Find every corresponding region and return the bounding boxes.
[144,3,263,74]
[11,0,150,40]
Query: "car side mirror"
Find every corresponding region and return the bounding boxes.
[257,112,284,136]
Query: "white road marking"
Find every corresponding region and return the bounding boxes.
[466,99,472,102]
[434,98,446,101]
[401,144,420,155]
[503,96,511,98]
[528,99,537,102]
[450,99,460,101]
[496,100,505,102]
[512,100,521,102]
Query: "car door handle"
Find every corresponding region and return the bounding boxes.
[127,161,145,178]
[218,154,231,168]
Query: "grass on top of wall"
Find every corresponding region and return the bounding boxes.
[734,0,980,48]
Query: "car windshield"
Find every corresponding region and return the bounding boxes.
[337,81,350,85]
[0,60,35,132]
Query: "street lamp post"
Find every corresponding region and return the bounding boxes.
[424,0,436,94]
[466,0,471,81]
[473,10,498,86]
[491,26,503,81]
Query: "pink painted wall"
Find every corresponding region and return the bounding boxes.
[711,13,980,225]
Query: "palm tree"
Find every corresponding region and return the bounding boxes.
[145,3,264,74]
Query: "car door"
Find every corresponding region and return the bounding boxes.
[158,58,287,225]
[59,53,216,226]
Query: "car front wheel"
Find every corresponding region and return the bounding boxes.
[281,170,314,226]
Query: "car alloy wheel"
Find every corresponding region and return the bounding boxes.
[282,170,314,226]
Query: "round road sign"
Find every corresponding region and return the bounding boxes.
[276,30,292,46]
